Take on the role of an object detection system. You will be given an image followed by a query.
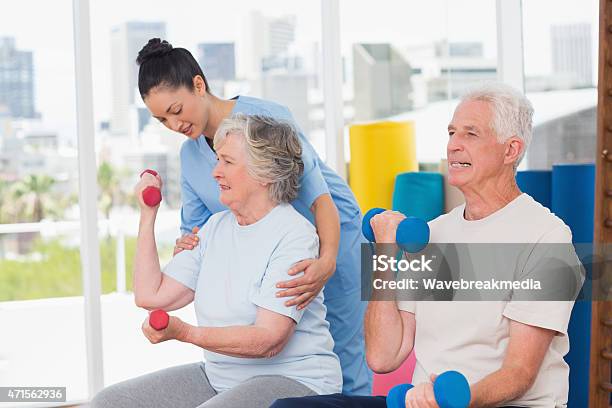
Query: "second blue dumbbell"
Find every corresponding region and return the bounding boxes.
[362,208,430,253]
[386,370,471,408]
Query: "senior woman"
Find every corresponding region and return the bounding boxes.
[91,114,342,408]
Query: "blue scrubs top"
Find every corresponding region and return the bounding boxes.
[179,95,364,300]
[178,95,372,395]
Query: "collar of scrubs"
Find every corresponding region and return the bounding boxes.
[198,95,243,158]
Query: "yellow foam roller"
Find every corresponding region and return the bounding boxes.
[349,121,417,213]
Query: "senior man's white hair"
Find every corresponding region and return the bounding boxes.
[460,82,534,168]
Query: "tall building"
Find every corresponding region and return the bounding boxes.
[261,73,309,132]
[197,43,236,96]
[110,21,166,135]
[238,11,296,79]
[403,41,496,105]
[268,15,296,56]
[0,37,36,119]
[551,23,593,87]
[352,43,413,121]
[237,11,314,132]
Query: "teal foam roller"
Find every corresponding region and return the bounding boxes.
[393,172,444,222]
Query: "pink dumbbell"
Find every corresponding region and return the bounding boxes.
[149,309,169,330]
[140,169,162,207]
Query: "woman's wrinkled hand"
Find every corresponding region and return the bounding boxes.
[141,315,189,344]
[134,172,163,213]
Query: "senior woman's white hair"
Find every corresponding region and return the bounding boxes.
[461,82,534,168]
[213,114,304,204]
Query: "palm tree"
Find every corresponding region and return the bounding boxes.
[98,162,117,220]
[12,174,56,222]
[0,179,10,223]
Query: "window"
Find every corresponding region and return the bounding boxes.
[339,0,497,164]
[0,0,89,402]
[88,0,325,388]
[522,0,598,169]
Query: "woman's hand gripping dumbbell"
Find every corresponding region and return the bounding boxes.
[141,309,187,345]
[138,169,162,207]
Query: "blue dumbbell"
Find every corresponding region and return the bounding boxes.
[386,370,471,408]
[362,208,430,253]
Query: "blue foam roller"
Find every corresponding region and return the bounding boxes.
[393,172,444,222]
[516,170,552,209]
[551,163,595,408]
[362,207,385,242]
[396,216,430,253]
[552,164,594,243]
[386,383,413,408]
[433,371,471,408]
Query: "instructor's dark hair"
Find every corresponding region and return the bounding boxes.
[136,38,210,98]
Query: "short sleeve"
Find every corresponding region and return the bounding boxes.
[397,300,416,313]
[503,225,583,336]
[162,223,210,291]
[298,149,330,209]
[180,146,213,235]
[250,230,320,323]
[503,301,574,336]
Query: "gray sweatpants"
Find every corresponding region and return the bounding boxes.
[90,362,317,408]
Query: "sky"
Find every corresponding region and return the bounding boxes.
[0,0,600,144]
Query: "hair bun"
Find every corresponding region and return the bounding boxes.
[137,38,173,65]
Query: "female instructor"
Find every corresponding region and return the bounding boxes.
[136,38,370,395]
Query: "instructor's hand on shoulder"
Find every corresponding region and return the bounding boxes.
[174,226,200,256]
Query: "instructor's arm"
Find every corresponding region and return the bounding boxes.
[276,193,340,309]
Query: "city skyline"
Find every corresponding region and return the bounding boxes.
[0,0,599,146]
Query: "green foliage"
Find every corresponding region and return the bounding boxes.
[0,179,10,224]
[0,237,173,301]
[11,174,57,222]
[0,174,77,223]
[0,162,135,224]
[97,161,138,219]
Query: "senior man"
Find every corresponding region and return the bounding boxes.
[272,82,580,408]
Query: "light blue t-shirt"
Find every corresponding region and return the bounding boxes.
[163,203,343,395]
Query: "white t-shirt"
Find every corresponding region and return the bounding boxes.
[163,204,342,395]
[398,193,578,407]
